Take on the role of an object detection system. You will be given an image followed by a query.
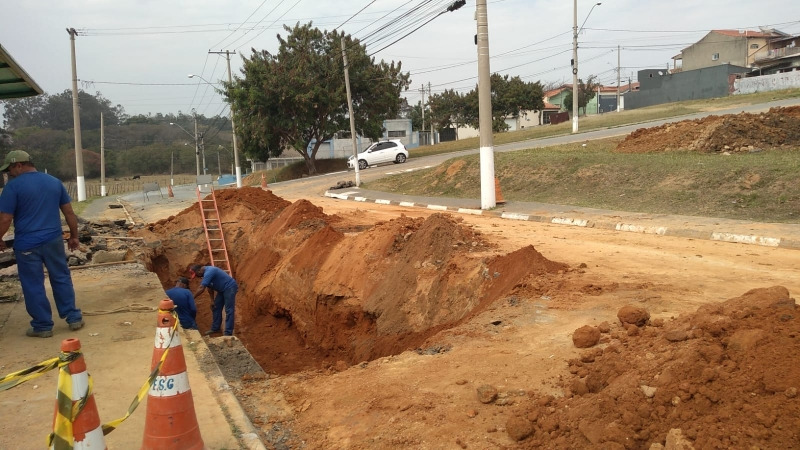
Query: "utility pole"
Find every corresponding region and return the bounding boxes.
[617,45,621,112]
[341,36,361,186]
[210,50,242,187]
[420,84,426,145]
[476,0,495,209]
[100,112,106,196]
[200,132,207,175]
[67,28,86,201]
[571,0,579,133]
[428,82,434,145]
[192,111,201,177]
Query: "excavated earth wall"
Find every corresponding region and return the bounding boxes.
[133,188,569,374]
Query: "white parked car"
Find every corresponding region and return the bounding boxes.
[347,139,408,170]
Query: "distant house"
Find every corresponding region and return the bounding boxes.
[672,29,782,72]
[751,32,800,75]
[542,83,638,119]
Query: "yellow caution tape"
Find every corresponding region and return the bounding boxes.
[0,351,79,392]
[100,309,179,435]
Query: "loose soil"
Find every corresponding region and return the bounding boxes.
[616,106,800,153]
[127,187,800,449]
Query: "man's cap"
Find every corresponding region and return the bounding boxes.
[177,276,190,285]
[0,150,31,172]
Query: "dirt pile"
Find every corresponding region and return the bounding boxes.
[507,286,800,449]
[134,187,570,375]
[616,106,800,153]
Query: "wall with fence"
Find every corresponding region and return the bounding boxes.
[63,175,195,199]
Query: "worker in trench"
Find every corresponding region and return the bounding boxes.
[189,264,238,336]
[165,276,198,330]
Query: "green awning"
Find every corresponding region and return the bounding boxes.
[0,44,44,99]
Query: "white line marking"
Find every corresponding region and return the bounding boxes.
[551,217,589,227]
[711,232,780,247]
[502,212,530,221]
[375,199,391,205]
[427,205,448,211]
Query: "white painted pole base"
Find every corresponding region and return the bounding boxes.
[235,166,242,188]
[479,146,496,210]
[76,176,86,202]
[100,185,106,197]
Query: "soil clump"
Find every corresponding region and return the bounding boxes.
[616,106,800,153]
[510,286,800,449]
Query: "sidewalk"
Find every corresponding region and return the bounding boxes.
[0,195,264,449]
[324,187,800,250]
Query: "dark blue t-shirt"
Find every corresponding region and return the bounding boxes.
[200,266,238,292]
[0,171,71,251]
[165,287,198,329]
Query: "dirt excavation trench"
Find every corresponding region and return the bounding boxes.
[127,187,800,448]
[133,187,568,375]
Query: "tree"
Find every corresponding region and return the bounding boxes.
[2,90,126,131]
[562,76,599,116]
[461,74,544,132]
[428,89,466,133]
[224,23,410,175]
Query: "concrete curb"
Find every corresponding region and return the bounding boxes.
[185,330,267,450]
[324,191,799,250]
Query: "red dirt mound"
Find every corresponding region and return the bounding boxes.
[616,106,800,153]
[134,189,570,375]
[508,286,800,449]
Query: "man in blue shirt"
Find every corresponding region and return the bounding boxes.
[165,276,198,330]
[190,264,238,336]
[0,150,84,338]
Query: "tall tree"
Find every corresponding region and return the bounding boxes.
[461,74,545,132]
[428,89,466,132]
[563,76,599,116]
[2,90,126,131]
[224,23,410,174]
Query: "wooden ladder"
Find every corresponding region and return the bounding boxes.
[196,185,233,276]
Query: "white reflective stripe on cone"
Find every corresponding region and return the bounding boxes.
[73,426,105,450]
[153,327,182,349]
[148,372,192,397]
[70,371,89,400]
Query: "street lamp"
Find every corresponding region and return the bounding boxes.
[188,73,242,188]
[170,121,200,176]
[572,1,601,133]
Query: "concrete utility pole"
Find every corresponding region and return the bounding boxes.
[210,50,242,187]
[193,111,201,177]
[617,45,621,112]
[100,112,106,197]
[67,28,86,201]
[476,0,495,209]
[428,82,434,145]
[571,0,579,133]
[341,37,361,186]
[420,84,426,144]
[200,132,207,175]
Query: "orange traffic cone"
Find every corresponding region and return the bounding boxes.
[261,173,268,190]
[494,177,506,205]
[50,338,107,450]
[141,299,204,450]
[167,184,174,198]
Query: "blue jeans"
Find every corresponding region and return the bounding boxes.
[15,237,82,331]
[211,287,237,335]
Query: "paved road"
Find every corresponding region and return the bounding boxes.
[84,96,800,250]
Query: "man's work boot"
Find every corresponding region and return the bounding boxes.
[68,320,85,331]
[26,328,54,338]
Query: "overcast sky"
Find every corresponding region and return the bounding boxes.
[2,0,798,118]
